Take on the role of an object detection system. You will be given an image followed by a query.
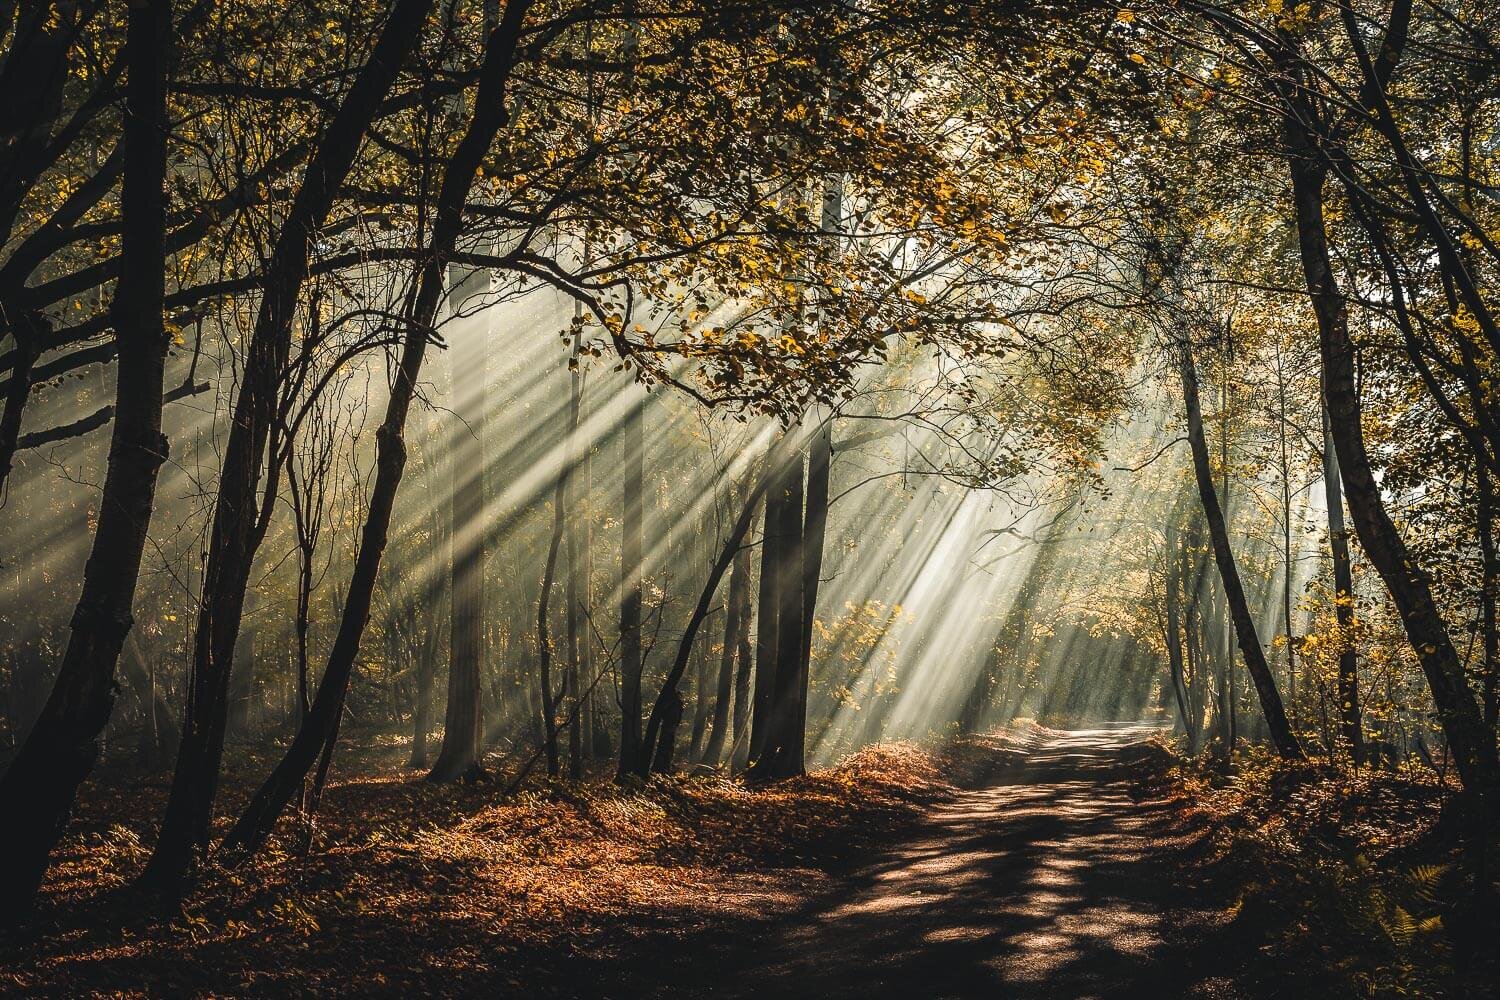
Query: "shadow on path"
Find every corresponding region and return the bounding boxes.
[589,724,1232,1000]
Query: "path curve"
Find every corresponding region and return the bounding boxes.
[652,723,1226,999]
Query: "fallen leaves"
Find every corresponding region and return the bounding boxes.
[1,740,953,998]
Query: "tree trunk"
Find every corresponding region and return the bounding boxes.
[792,420,831,769]
[1321,389,1363,764]
[641,457,775,774]
[749,447,786,770]
[1479,464,1499,738]
[579,415,605,758]
[749,441,806,783]
[564,349,584,779]
[729,551,755,772]
[1164,516,1192,744]
[427,263,489,783]
[615,388,645,780]
[537,331,584,779]
[536,457,564,778]
[703,539,748,766]
[1178,337,1303,759]
[684,617,709,760]
[221,1,532,855]
[0,0,170,921]
[143,0,434,901]
[1276,344,1297,733]
[408,624,436,769]
[409,479,445,769]
[1291,155,1499,799]
[1218,344,1238,751]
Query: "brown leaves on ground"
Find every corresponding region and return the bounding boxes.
[1,741,953,998]
[1162,747,1497,999]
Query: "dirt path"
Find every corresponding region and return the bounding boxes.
[609,724,1229,999]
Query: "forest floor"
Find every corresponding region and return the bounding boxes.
[2,723,1490,998]
[623,722,1234,1000]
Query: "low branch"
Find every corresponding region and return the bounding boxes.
[15,379,210,451]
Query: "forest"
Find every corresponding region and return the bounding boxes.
[0,0,1496,996]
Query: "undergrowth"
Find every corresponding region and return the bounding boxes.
[1169,744,1497,999]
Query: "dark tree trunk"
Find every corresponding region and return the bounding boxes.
[537,333,585,779]
[687,629,711,765]
[749,441,806,783]
[640,459,775,775]
[221,2,532,856]
[1164,514,1193,744]
[142,0,435,900]
[1290,155,1499,799]
[0,0,171,922]
[729,551,755,772]
[615,390,645,780]
[1178,337,1303,759]
[1479,464,1499,738]
[408,624,436,769]
[793,421,831,766]
[564,341,584,778]
[749,447,786,769]
[648,687,683,774]
[1184,592,1206,745]
[703,539,749,766]
[427,263,489,783]
[1321,391,1363,764]
[537,466,564,778]
[577,398,602,759]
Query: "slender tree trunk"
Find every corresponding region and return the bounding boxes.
[1321,388,1363,763]
[1479,464,1499,738]
[1218,344,1238,751]
[1290,155,1498,799]
[1185,591,1206,747]
[409,622,436,768]
[409,471,445,768]
[221,2,533,855]
[615,388,645,780]
[642,459,775,774]
[1276,345,1297,732]
[793,421,831,768]
[536,450,564,778]
[0,0,171,921]
[686,627,712,764]
[749,447,786,770]
[295,539,313,724]
[1179,337,1303,759]
[564,350,584,779]
[729,548,755,772]
[538,328,585,779]
[1165,520,1192,741]
[703,538,747,766]
[143,0,434,901]
[579,406,604,759]
[428,265,488,782]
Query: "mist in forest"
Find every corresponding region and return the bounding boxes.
[1,1,1496,995]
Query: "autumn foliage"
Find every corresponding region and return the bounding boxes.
[2,741,950,996]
